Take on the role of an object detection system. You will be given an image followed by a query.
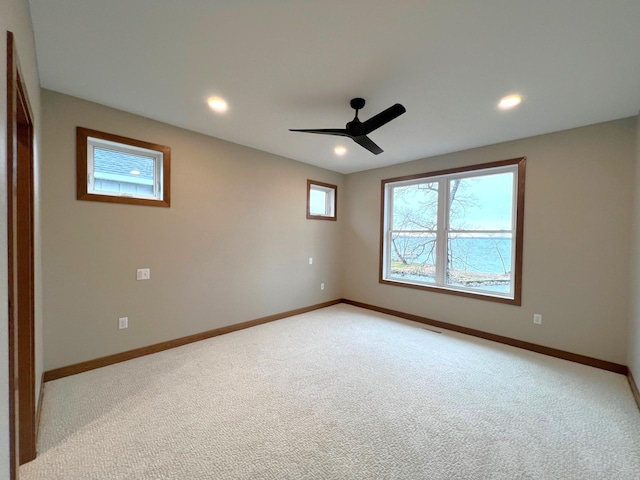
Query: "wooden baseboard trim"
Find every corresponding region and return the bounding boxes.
[43,299,342,382]
[341,299,628,375]
[35,373,45,449]
[628,369,640,411]
[41,298,631,383]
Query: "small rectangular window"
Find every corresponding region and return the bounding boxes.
[381,158,525,305]
[307,180,337,220]
[77,127,171,207]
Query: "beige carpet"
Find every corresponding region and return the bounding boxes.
[21,304,640,479]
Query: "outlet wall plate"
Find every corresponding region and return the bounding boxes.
[136,268,150,280]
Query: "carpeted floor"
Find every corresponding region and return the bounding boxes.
[21,304,640,479]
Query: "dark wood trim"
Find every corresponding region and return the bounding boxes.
[379,157,526,306]
[40,297,634,407]
[6,29,17,480]
[16,74,36,465]
[341,299,628,375]
[7,30,37,475]
[307,179,337,221]
[628,369,640,412]
[44,299,342,382]
[35,373,45,447]
[377,279,522,305]
[381,157,527,184]
[76,126,171,207]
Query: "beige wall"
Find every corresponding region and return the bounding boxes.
[1,0,42,475]
[41,92,637,371]
[630,111,640,379]
[344,118,636,365]
[41,90,343,370]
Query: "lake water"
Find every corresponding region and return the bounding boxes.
[390,236,512,293]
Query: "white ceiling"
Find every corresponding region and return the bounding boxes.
[29,0,640,174]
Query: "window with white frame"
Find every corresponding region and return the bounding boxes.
[307,180,337,220]
[381,158,525,305]
[77,127,171,207]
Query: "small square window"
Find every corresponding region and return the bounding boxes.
[307,180,337,220]
[77,127,171,207]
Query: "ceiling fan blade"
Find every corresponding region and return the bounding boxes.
[353,135,383,155]
[290,99,402,155]
[289,128,351,137]
[356,103,406,135]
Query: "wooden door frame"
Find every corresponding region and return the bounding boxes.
[6,30,36,478]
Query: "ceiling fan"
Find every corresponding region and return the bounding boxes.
[289,98,406,155]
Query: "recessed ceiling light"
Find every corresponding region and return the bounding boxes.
[334,146,347,156]
[130,170,140,175]
[498,94,522,110]
[207,96,228,113]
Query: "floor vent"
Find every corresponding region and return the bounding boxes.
[420,327,442,334]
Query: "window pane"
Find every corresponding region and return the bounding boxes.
[391,182,438,230]
[389,232,437,283]
[309,189,327,215]
[382,160,523,303]
[307,181,337,220]
[449,172,513,231]
[93,147,156,196]
[446,233,512,293]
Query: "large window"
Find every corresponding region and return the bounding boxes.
[77,127,171,207]
[381,158,525,305]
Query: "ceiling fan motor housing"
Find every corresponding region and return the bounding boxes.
[350,98,366,110]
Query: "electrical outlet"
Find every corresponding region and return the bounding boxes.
[136,268,150,280]
[533,314,542,325]
[119,317,128,329]
[309,257,313,265]
[321,283,325,290]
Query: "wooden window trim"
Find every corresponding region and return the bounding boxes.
[76,127,171,207]
[307,179,337,221]
[379,157,526,306]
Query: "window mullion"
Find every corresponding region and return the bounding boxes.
[385,186,393,279]
[435,179,448,285]
[510,171,518,295]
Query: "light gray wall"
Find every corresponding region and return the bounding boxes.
[630,111,640,379]
[1,0,42,475]
[41,90,344,370]
[344,118,636,365]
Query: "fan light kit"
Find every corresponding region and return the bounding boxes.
[290,98,406,155]
[334,146,347,156]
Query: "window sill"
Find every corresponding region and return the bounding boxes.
[379,277,521,306]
